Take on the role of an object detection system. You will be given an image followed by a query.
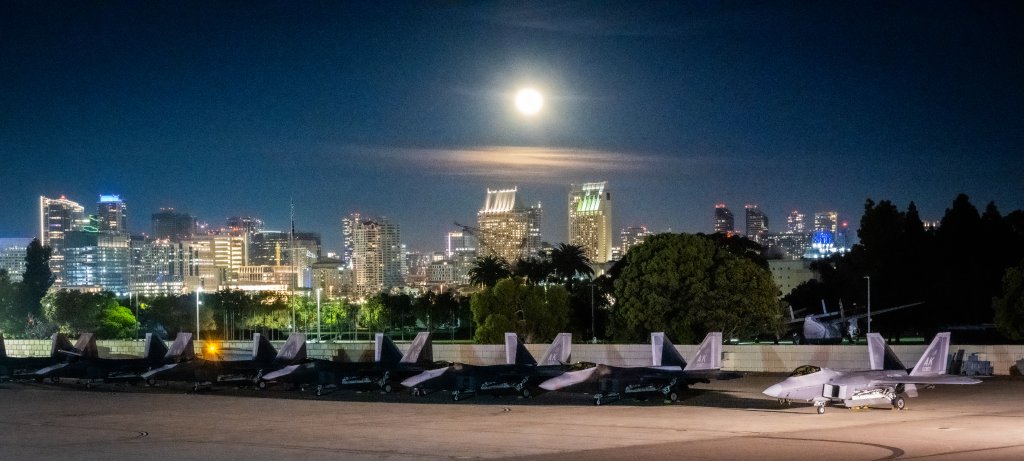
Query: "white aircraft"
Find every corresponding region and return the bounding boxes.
[762,332,980,414]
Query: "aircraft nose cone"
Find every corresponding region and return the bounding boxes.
[763,383,783,398]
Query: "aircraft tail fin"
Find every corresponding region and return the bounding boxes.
[252,333,277,362]
[0,332,5,358]
[909,332,951,376]
[375,333,403,364]
[143,333,169,361]
[166,332,195,362]
[651,332,687,367]
[867,333,906,370]
[400,332,433,364]
[50,333,75,358]
[74,333,99,358]
[276,333,307,362]
[538,333,572,366]
[505,332,537,366]
[684,332,723,371]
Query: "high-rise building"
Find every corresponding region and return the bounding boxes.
[151,208,196,241]
[0,238,32,283]
[568,182,612,263]
[445,230,477,286]
[62,230,131,295]
[745,204,769,242]
[619,225,652,258]
[813,211,839,234]
[714,204,735,234]
[40,195,86,286]
[97,195,127,235]
[347,214,403,297]
[130,238,186,297]
[476,187,542,262]
[225,216,264,236]
[786,210,806,233]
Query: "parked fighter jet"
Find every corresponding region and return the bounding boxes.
[142,332,306,391]
[259,331,435,395]
[539,332,739,405]
[33,332,194,386]
[0,333,75,381]
[402,332,571,400]
[762,332,981,414]
[787,301,923,344]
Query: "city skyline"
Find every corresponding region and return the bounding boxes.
[3,2,1021,253]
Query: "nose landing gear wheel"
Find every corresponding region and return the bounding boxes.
[892,396,906,411]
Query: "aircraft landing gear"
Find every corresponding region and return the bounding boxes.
[594,393,620,406]
[381,383,393,394]
[814,401,827,414]
[891,396,906,411]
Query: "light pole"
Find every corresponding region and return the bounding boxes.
[590,277,596,344]
[316,287,322,342]
[864,275,871,334]
[195,286,202,340]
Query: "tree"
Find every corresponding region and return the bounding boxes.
[549,243,593,289]
[413,290,462,331]
[471,278,569,343]
[358,294,391,334]
[468,255,512,288]
[0,270,21,335]
[994,260,1024,341]
[513,256,552,286]
[41,290,136,338]
[97,304,137,339]
[138,294,194,337]
[609,233,781,343]
[20,238,52,323]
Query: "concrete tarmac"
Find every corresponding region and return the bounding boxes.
[1,374,1022,460]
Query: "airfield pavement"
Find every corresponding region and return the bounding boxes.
[1,373,1022,461]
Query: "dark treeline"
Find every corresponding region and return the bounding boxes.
[786,194,1024,341]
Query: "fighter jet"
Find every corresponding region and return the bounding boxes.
[142,332,306,391]
[32,332,194,386]
[401,332,571,401]
[538,332,739,405]
[259,331,435,395]
[787,301,922,344]
[0,333,75,382]
[762,332,981,414]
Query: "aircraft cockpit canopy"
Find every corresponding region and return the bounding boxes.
[789,365,821,377]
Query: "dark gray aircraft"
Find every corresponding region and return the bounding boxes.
[0,333,75,381]
[539,332,740,405]
[260,332,433,395]
[763,332,980,413]
[401,332,571,400]
[141,332,306,391]
[33,332,194,386]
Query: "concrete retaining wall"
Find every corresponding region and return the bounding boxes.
[5,338,1023,375]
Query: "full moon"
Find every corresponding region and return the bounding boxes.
[515,88,543,116]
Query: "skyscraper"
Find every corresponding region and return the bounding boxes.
[745,204,769,242]
[40,195,86,286]
[347,214,403,297]
[786,210,806,233]
[714,204,735,234]
[0,238,32,283]
[619,225,652,258]
[814,211,839,234]
[63,230,131,295]
[476,188,542,262]
[568,182,612,263]
[151,208,196,241]
[97,194,127,235]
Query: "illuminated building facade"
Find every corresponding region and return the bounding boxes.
[476,188,542,262]
[619,225,652,258]
[130,239,186,297]
[40,195,86,286]
[745,204,769,242]
[714,204,735,234]
[0,238,32,283]
[97,195,127,235]
[787,210,806,233]
[446,230,477,285]
[62,230,131,295]
[814,211,839,234]
[347,214,403,297]
[568,182,612,263]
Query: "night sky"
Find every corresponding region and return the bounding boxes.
[2,1,1022,253]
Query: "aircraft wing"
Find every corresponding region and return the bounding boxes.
[261,363,306,382]
[869,375,981,386]
[401,365,452,388]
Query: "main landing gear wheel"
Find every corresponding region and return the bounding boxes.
[666,391,679,403]
[816,405,826,414]
[519,387,531,398]
[892,396,906,411]
[256,380,267,390]
[146,377,157,387]
[381,383,393,394]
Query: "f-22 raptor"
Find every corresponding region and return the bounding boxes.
[402,332,572,400]
[539,332,739,405]
[33,332,195,386]
[762,332,981,414]
[0,333,75,382]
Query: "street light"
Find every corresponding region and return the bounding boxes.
[590,276,596,344]
[863,276,871,334]
[195,286,203,340]
[316,287,322,342]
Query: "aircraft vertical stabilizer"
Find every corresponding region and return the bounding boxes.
[75,333,99,358]
[375,333,403,364]
[538,333,571,366]
[50,333,74,358]
[909,332,950,376]
[505,332,537,366]
[652,332,688,367]
[867,333,906,371]
[683,332,722,371]
[143,333,170,361]
[400,332,433,364]
[276,333,307,362]
[165,332,195,362]
[0,333,6,358]
[252,333,277,362]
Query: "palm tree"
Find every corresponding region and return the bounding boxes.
[468,255,512,288]
[549,243,594,288]
[513,256,552,285]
